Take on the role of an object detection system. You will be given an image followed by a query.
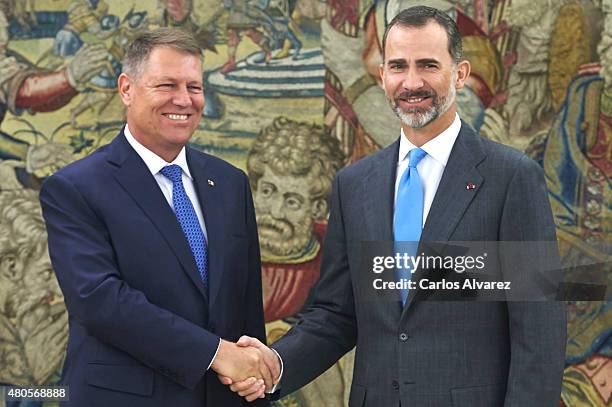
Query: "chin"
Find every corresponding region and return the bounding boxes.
[167,130,196,144]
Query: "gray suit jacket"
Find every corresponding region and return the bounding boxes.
[272,122,566,407]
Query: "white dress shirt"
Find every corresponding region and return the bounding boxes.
[394,113,461,227]
[124,125,208,240]
[123,125,218,370]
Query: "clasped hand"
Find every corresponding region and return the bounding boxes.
[212,336,281,401]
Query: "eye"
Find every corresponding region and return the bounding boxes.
[422,62,439,70]
[158,83,174,89]
[260,183,276,198]
[188,85,203,93]
[285,197,301,210]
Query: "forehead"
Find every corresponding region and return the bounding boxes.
[259,165,312,189]
[140,46,203,80]
[384,22,451,62]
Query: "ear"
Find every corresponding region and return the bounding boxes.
[378,63,386,90]
[454,59,471,90]
[0,254,20,281]
[311,198,329,220]
[117,73,133,107]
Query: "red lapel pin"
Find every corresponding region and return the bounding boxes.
[466,182,476,190]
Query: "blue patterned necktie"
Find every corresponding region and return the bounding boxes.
[160,164,208,288]
[393,148,427,306]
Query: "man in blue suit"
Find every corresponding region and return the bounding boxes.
[40,28,273,406]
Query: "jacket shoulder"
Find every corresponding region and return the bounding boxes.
[46,144,112,184]
[336,141,397,181]
[477,134,540,175]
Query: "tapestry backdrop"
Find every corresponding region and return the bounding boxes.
[0,0,610,406]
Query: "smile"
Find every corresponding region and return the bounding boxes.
[399,95,431,103]
[163,113,190,121]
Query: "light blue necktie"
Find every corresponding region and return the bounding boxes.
[394,148,427,306]
[160,164,208,288]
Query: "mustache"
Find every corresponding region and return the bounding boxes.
[396,90,435,100]
[257,214,294,237]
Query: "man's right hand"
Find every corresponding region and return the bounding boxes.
[218,336,282,401]
[211,339,274,389]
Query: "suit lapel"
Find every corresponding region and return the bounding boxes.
[420,122,485,242]
[108,133,209,301]
[186,148,226,310]
[362,140,404,322]
[362,140,399,241]
[403,122,486,310]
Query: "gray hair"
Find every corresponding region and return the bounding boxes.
[122,27,202,79]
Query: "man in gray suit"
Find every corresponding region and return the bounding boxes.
[221,6,566,406]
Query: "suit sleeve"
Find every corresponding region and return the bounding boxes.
[39,172,220,389]
[271,174,357,397]
[243,173,267,344]
[499,155,567,407]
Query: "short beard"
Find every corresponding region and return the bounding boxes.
[257,214,313,258]
[389,77,456,129]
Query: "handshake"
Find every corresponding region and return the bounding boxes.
[211,336,282,401]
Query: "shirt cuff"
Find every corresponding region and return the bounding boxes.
[206,338,222,371]
[266,348,284,394]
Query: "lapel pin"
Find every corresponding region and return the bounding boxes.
[466,182,476,190]
[208,179,215,187]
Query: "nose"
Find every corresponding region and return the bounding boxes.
[269,198,285,219]
[172,85,192,107]
[401,69,424,91]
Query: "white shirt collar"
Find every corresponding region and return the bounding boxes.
[124,124,193,180]
[398,113,461,166]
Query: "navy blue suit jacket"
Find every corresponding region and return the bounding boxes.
[40,131,268,406]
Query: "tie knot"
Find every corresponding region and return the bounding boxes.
[160,164,183,183]
[408,148,427,168]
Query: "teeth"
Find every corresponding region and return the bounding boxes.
[166,114,188,120]
[406,98,424,103]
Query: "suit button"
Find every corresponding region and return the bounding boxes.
[399,333,409,342]
[392,380,399,390]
